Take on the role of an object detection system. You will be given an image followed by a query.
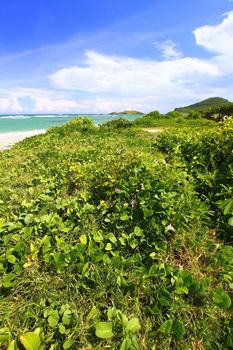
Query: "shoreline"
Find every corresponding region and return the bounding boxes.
[0,129,46,151]
[0,127,163,152]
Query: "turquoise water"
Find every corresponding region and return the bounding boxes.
[0,114,141,134]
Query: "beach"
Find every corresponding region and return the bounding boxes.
[0,130,46,151]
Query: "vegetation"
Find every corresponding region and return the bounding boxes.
[0,116,233,350]
[204,103,233,122]
[174,97,230,114]
[109,110,144,115]
[132,110,216,128]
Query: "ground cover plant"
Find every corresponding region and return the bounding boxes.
[0,117,233,350]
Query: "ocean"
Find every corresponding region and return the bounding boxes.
[0,114,141,134]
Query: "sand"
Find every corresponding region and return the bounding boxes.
[142,128,163,133]
[0,130,46,151]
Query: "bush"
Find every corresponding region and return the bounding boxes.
[100,118,133,129]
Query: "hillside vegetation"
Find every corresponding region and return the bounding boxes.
[175,97,230,113]
[0,117,233,350]
[109,111,144,115]
[132,97,232,128]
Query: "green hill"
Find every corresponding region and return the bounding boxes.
[109,110,144,115]
[175,97,230,113]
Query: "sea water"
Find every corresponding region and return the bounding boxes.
[0,114,141,134]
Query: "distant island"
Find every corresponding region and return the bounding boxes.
[175,97,230,113]
[109,110,144,115]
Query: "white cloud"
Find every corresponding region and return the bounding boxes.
[0,88,87,114]
[1,12,233,114]
[32,97,85,113]
[50,50,219,96]
[154,40,183,60]
[194,11,233,54]
[48,12,233,113]
[0,97,23,113]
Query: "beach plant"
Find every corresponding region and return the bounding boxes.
[0,117,232,349]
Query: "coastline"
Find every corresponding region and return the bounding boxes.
[0,129,46,151]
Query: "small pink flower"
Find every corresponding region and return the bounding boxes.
[130,199,136,207]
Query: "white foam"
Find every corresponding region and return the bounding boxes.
[0,115,32,119]
[33,115,71,118]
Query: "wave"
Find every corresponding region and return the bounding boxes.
[0,115,32,119]
[0,114,73,119]
[33,115,73,118]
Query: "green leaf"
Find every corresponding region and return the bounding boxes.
[223,200,233,215]
[120,337,131,350]
[79,235,87,244]
[134,226,143,237]
[0,328,10,344]
[120,214,129,221]
[228,217,233,227]
[7,340,17,350]
[105,243,112,251]
[107,233,117,244]
[212,286,232,309]
[125,318,141,333]
[48,310,60,328]
[24,214,34,225]
[95,322,113,339]
[172,320,185,340]
[59,324,67,335]
[63,338,73,349]
[20,332,41,350]
[7,255,17,264]
[158,320,173,334]
[107,307,117,321]
[175,286,189,295]
[119,313,128,328]
[86,305,97,321]
[62,310,72,326]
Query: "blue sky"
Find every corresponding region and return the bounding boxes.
[0,0,233,113]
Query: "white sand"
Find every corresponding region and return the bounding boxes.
[0,129,46,151]
[142,128,163,133]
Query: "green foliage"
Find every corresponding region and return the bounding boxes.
[109,110,144,115]
[175,97,230,113]
[0,116,232,349]
[153,117,233,239]
[133,110,216,128]
[20,331,41,350]
[133,110,164,127]
[186,110,202,119]
[212,287,232,309]
[95,322,113,339]
[165,110,182,119]
[100,118,133,129]
[204,102,233,121]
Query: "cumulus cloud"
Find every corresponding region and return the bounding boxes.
[154,39,183,60]
[32,97,86,113]
[48,11,233,112]
[194,11,233,54]
[0,88,88,114]
[50,50,219,96]
[1,11,233,114]
[0,97,23,113]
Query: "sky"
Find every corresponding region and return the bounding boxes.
[0,0,233,114]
